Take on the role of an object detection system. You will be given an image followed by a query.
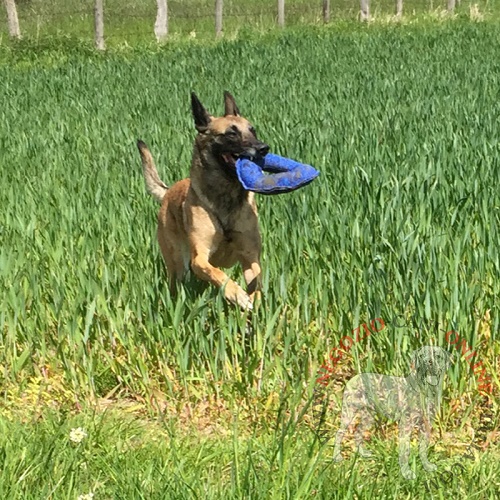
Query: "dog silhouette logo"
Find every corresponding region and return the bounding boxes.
[332,346,451,480]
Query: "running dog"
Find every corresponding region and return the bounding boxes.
[137,92,269,310]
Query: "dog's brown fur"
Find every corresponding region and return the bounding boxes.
[137,92,269,310]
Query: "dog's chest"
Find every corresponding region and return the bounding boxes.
[209,236,240,268]
[210,191,257,233]
[209,204,259,268]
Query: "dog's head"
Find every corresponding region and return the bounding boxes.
[410,346,451,417]
[191,91,269,172]
[411,346,451,388]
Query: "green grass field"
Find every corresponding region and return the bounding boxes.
[0,18,499,499]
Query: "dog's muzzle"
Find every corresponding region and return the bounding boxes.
[221,142,269,169]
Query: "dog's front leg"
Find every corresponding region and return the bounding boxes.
[241,257,261,303]
[191,249,253,311]
[418,424,436,473]
[398,417,416,480]
[232,228,262,305]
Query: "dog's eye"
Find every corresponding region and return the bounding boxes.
[248,126,257,136]
[225,128,239,138]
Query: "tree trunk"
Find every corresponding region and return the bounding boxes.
[215,0,223,38]
[155,0,168,42]
[3,0,21,39]
[278,0,285,28]
[447,0,455,12]
[396,0,403,17]
[360,0,369,21]
[323,0,330,23]
[94,0,105,50]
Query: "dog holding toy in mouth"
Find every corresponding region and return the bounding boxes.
[137,91,319,310]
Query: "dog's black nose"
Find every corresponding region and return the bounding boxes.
[257,143,270,156]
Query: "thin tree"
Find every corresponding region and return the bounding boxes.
[360,0,369,21]
[396,0,403,18]
[215,0,223,37]
[3,0,21,39]
[94,0,105,50]
[155,0,168,42]
[447,0,455,12]
[278,0,285,27]
[323,0,330,23]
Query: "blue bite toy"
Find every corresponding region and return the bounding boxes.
[236,153,320,195]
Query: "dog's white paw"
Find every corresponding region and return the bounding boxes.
[225,282,253,311]
[423,462,437,473]
[236,291,253,311]
[400,466,416,481]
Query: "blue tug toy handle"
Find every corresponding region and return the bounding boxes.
[236,153,320,194]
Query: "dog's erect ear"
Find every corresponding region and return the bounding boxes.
[224,91,240,117]
[191,92,212,132]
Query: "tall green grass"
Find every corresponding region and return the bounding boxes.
[1,21,498,399]
[0,20,499,498]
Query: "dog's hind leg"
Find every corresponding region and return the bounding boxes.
[333,401,357,462]
[158,233,189,295]
[355,412,374,458]
[333,428,348,462]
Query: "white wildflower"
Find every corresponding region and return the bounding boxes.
[77,494,94,500]
[69,427,87,444]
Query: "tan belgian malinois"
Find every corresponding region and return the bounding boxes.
[137,92,269,310]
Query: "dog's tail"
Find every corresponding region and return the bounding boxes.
[136,140,169,203]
